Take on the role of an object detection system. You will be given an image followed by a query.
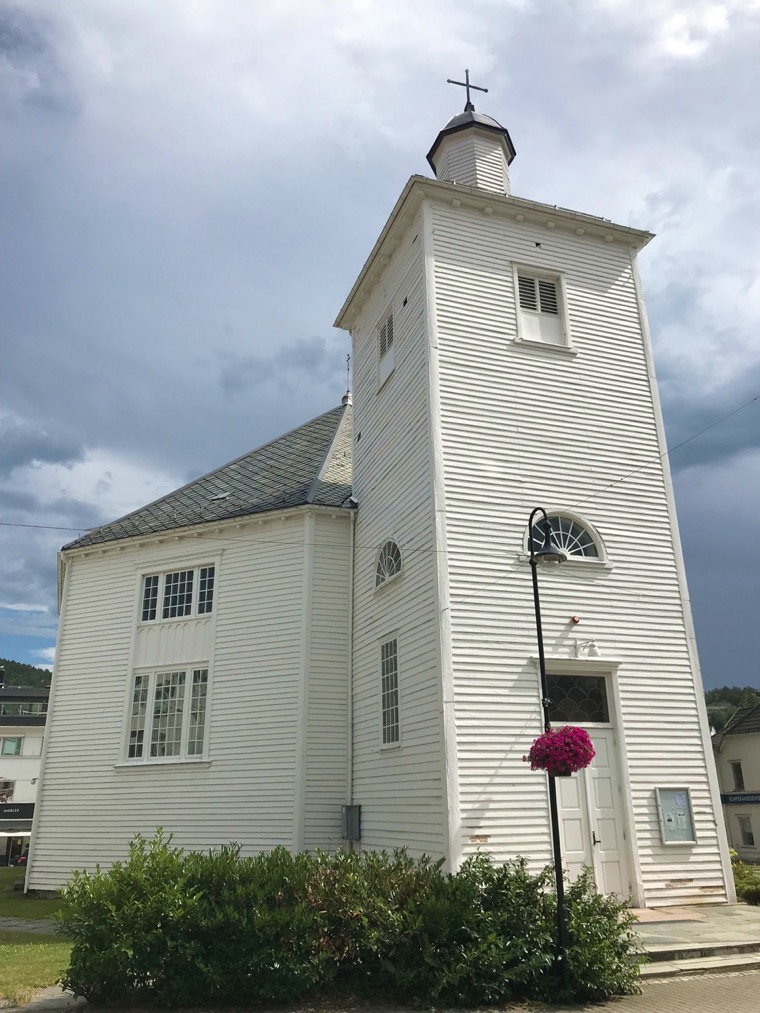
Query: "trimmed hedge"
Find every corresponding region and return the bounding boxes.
[57,832,643,1006]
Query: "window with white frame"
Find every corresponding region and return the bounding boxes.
[0,780,14,802]
[731,761,746,791]
[127,667,209,761]
[516,271,567,346]
[380,638,400,746]
[529,515,600,559]
[0,737,23,756]
[376,540,402,587]
[377,309,395,386]
[141,565,215,622]
[738,815,755,848]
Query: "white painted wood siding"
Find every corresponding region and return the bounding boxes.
[302,512,351,849]
[433,132,510,195]
[349,216,447,860]
[28,509,350,891]
[429,199,729,905]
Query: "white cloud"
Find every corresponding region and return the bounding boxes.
[33,647,56,665]
[0,603,48,613]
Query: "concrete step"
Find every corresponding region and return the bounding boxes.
[641,946,760,980]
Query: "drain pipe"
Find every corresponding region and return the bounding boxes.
[345,506,357,850]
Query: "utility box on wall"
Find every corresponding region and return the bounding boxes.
[341,804,361,841]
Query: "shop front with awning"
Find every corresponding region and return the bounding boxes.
[0,802,34,865]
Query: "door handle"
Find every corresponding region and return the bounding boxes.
[592,830,601,846]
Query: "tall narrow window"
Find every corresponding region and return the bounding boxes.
[731,761,745,791]
[142,575,159,621]
[739,815,756,848]
[198,566,215,614]
[381,638,400,746]
[128,675,148,758]
[187,669,209,756]
[377,309,395,386]
[150,670,186,757]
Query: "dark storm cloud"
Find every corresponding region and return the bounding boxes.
[0,2,79,116]
[0,417,85,476]
[218,336,345,395]
[660,366,760,473]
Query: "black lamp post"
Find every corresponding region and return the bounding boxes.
[527,506,570,976]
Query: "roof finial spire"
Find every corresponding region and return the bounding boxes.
[342,354,352,406]
[446,68,488,112]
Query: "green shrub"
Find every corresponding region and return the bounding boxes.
[58,831,643,1006]
[731,851,760,905]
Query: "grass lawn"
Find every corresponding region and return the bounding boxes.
[0,867,62,919]
[0,930,71,1005]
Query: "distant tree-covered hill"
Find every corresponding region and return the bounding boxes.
[0,657,52,689]
[705,685,760,732]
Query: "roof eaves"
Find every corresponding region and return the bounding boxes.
[334,175,654,331]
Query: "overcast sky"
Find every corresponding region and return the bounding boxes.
[1,0,758,690]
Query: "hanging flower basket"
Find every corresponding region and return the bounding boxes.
[523,725,595,777]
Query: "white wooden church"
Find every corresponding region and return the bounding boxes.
[27,90,734,907]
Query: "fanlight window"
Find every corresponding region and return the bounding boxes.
[530,515,599,559]
[376,540,402,587]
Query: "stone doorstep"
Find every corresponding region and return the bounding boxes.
[647,940,760,962]
[641,951,760,980]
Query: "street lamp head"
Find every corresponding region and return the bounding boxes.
[532,520,567,565]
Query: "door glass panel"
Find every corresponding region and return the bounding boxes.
[547,674,609,723]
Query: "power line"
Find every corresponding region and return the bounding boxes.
[0,390,757,545]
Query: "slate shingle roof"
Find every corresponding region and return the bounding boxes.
[719,703,760,737]
[65,403,353,550]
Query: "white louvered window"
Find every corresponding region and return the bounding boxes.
[126,667,209,762]
[140,565,215,623]
[380,638,400,746]
[376,540,402,587]
[516,271,566,346]
[377,308,396,387]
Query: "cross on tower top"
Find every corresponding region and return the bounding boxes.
[446,69,488,112]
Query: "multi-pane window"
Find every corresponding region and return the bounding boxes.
[381,638,400,746]
[739,815,756,848]
[127,668,209,762]
[376,540,402,587]
[530,515,599,559]
[140,565,215,622]
[731,761,746,791]
[0,737,23,756]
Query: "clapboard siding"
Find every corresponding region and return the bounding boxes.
[428,198,727,904]
[434,133,510,194]
[303,512,351,849]
[349,214,447,859]
[27,509,351,890]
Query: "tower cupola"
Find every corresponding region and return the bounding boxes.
[427,71,516,195]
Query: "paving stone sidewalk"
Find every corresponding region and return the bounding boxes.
[5,970,760,1013]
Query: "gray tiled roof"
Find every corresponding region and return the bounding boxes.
[720,703,760,737]
[65,403,353,550]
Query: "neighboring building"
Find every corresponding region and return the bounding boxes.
[0,684,48,865]
[713,704,760,863]
[27,96,733,906]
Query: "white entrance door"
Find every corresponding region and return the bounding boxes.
[556,728,630,898]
